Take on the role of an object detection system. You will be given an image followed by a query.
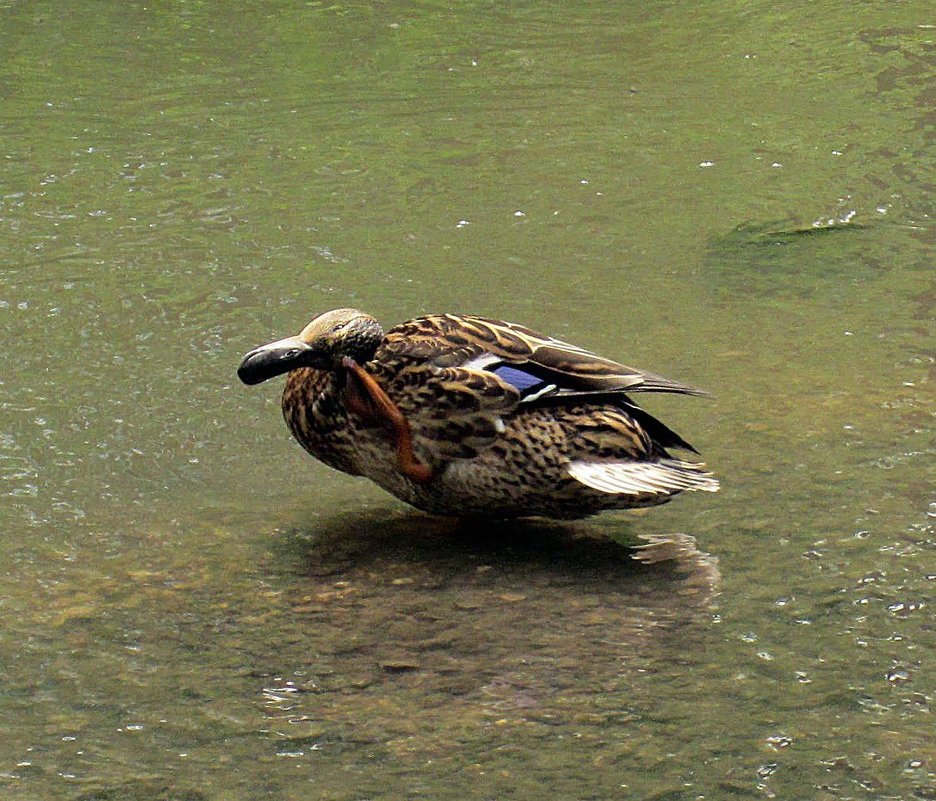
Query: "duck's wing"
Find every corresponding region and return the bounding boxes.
[365,314,705,467]
[380,313,706,400]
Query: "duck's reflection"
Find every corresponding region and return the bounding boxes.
[261,508,721,745]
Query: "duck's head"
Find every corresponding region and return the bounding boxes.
[237,308,384,385]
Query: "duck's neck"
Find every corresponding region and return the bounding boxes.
[282,367,339,431]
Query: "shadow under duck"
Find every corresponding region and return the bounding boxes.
[237,309,718,519]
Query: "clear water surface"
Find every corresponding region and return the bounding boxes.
[0,2,932,799]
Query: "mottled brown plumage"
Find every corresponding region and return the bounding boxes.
[238,309,718,519]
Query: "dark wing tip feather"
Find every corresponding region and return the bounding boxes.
[623,402,701,454]
[629,371,710,397]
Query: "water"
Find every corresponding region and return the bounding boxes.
[1,1,932,799]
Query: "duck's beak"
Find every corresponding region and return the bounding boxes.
[237,336,314,385]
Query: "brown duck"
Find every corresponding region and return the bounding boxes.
[237,309,718,519]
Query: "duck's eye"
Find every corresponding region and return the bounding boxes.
[332,322,348,332]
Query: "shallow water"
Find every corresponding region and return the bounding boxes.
[0,2,933,799]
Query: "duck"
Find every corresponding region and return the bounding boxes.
[237,309,718,519]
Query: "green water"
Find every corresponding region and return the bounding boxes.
[1,2,932,799]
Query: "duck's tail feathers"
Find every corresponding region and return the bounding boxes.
[567,459,720,496]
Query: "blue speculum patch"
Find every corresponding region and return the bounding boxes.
[490,363,549,393]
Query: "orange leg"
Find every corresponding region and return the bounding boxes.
[341,357,433,483]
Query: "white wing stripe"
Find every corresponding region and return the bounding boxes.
[461,352,502,370]
[522,383,558,402]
